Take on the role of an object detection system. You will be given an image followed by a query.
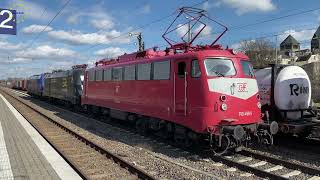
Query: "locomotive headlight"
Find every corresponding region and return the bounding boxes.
[221,103,228,111]
[257,102,261,109]
[220,95,226,102]
[256,94,260,100]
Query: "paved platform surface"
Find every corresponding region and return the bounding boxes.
[0,93,82,180]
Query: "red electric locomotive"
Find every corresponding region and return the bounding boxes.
[82,7,278,154]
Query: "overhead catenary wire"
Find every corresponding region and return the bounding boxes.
[8,1,320,78]
[198,6,320,42]
[136,5,320,52]
[78,0,209,53]
[229,26,318,46]
[229,7,320,31]
[19,0,72,58]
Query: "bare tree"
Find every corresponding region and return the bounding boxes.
[239,39,276,68]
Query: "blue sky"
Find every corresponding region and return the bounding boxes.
[0,0,320,79]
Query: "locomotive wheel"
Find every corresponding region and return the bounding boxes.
[184,134,194,148]
[174,131,193,148]
[136,118,148,135]
[161,123,174,139]
[212,135,230,155]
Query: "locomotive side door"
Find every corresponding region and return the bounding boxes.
[174,60,189,116]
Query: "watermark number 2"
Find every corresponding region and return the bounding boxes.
[0,8,17,35]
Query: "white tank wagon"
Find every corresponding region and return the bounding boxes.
[255,64,319,137]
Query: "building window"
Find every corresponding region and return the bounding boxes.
[103,69,112,81]
[153,61,170,80]
[191,60,201,78]
[88,70,95,81]
[124,65,136,80]
[112,67,123,81]
[137,63,151,80]
[96,70,103,81]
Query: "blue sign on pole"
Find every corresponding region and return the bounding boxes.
[0,8,17,35]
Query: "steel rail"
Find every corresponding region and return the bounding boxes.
[210,148,320,180]
[240,149,320,176]
[1,89,157,180]
[211,155,287,180]
[6,87,320,179]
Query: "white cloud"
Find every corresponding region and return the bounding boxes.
[90,19,114,30]
[195,24,212,36]
[16,45,77,60]
[0,41,24,51]
[66,6,116,31]
[139,4,151,14]
[67,13,81,24]
[230,42,241,50]
[21,1,55,21]
[176,24,212,38]
[279,29,315,43]
[0,57,32,64]
[216,0,276,15]
[67,11,111,24]
[176,24,189,37]
[11,57,33,63]
[203,1,210,10]
[48,30,130,45]
[22,25,53,34]
[66,6,115,29]
[230,39,256,51]
[48,61,74,71]
[94,47,125,58]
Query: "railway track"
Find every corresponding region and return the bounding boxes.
[0,89,156,180]
[209,149,320,180]
[4,88,320,180]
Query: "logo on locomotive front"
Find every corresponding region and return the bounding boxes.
[237,83,248,92]
[289,83,309,96]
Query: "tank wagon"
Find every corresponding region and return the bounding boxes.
[81,7,278,154]
[256,64,319,137]
[43,64,87,105]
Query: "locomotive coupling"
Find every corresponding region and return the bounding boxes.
[222,125,245,140]
[258,121,279,135]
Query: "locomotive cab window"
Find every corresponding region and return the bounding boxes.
[204,58,236,77]
[177,62,186,78]
[112,67,123,81]
[191,60,201,78]
[240,60,255,77]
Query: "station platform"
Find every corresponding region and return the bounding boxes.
[0,93,82,180]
